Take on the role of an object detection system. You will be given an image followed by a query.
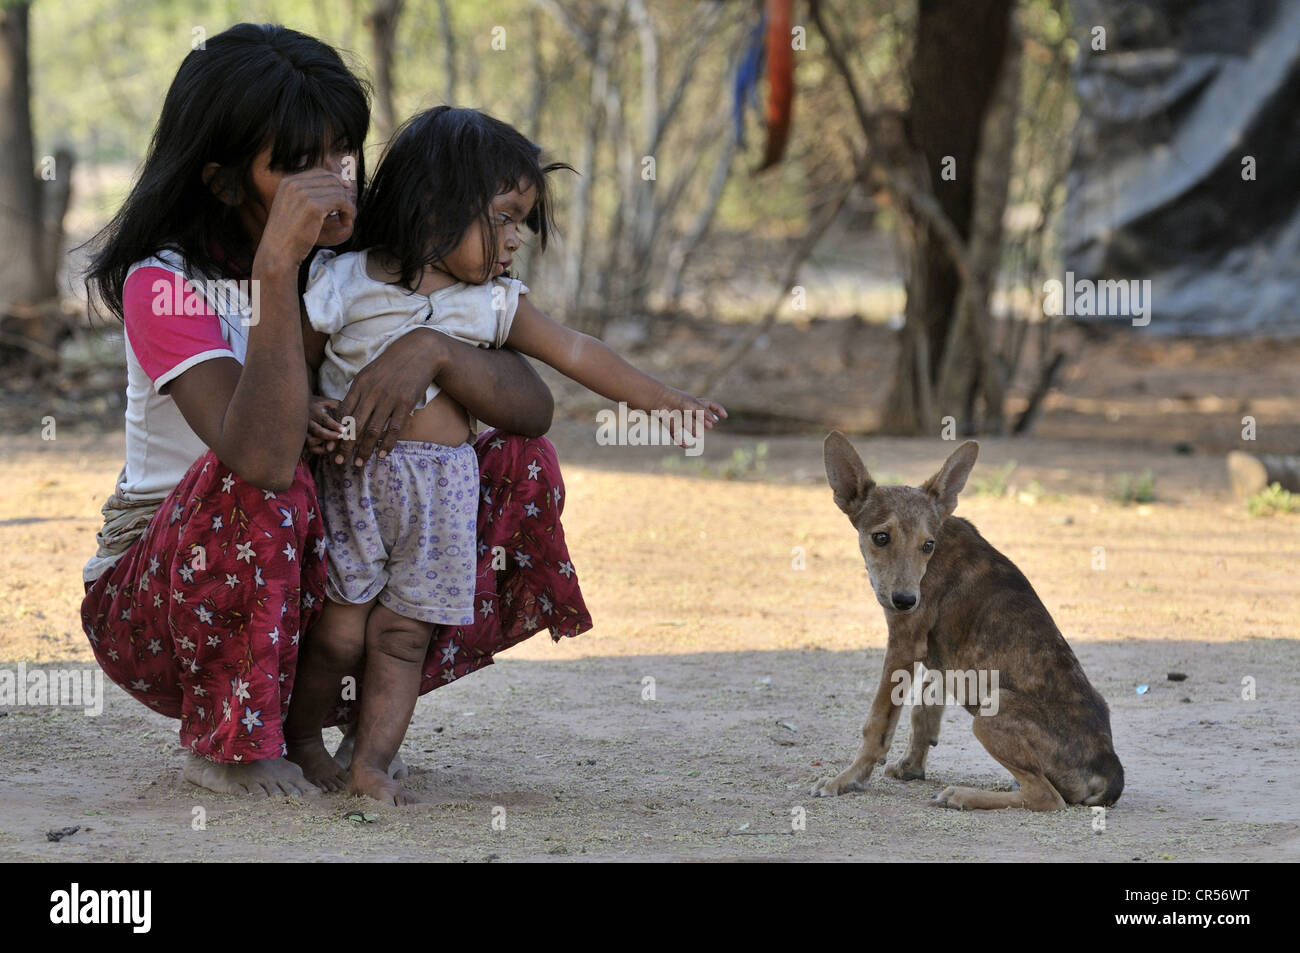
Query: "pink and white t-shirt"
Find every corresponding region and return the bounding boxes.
[83,249,253,581]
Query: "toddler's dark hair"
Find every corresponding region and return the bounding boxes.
[357,106,571,288]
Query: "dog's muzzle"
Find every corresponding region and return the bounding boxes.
[890,591,918,611]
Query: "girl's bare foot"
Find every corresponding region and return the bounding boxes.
[334,725,408,779]
[285,737,348,792]
[183,753,319,797]
[348,765,421,806]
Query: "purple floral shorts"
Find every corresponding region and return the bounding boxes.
[315,440,478,625]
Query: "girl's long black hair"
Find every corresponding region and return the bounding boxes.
[86,23,370,320]
[356,106,572,290]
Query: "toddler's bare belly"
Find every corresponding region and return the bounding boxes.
[397,392,472,446]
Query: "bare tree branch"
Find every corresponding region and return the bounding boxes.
[530,0,597,57]
[647,1,727,154]
[662,131,736,308]
[690,150,870,395]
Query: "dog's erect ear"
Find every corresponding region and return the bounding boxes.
[922,441,979,518]
[824,431,875,518]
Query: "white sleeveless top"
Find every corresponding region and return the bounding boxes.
[302,249,525,407]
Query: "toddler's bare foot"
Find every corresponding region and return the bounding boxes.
[348,765,421,806]
[285,737,348,793]
[334,726,409,779]
[183,753,319,797]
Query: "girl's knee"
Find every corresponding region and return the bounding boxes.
[480,432,563,490]
[305,605,367,669]
[366,608,432,663]
[520,434,558,470]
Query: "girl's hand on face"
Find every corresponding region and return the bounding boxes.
[306,395,346,455]
[254,168,356,275]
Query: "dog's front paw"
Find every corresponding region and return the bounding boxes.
[811,773,865,798]
[885,760,925,781]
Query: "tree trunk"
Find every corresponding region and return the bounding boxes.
[39,148,75,300]
[934,13,1022,433]
[881,0,1013,435]
[518,6,549,288]
[622,0,726,316]
[0,2,42,311]
[437,0,456,103]
[622,0,656,314]
[366,0,403,143]
[563,5,620,329]
[595,73,633,327]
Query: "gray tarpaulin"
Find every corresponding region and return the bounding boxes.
[1064,0,1300,335]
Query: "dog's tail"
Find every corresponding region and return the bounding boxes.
[1081,752,1125,807]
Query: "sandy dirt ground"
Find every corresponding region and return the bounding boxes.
[2,420,1298,862]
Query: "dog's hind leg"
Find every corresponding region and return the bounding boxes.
[932,769,1064,811]
[929,690,1067,811]
[885,703,943,781]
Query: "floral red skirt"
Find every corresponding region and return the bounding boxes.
[81,431,591,762]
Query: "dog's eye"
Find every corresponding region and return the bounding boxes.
[921,539,935,554]
[871,532,889,547]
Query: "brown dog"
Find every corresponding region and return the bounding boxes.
[812,433,1123,811]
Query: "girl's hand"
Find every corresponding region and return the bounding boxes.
[657,389,728,445]
[333,329,450,466]
[253,168,356,275]
[306,395,346,455]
